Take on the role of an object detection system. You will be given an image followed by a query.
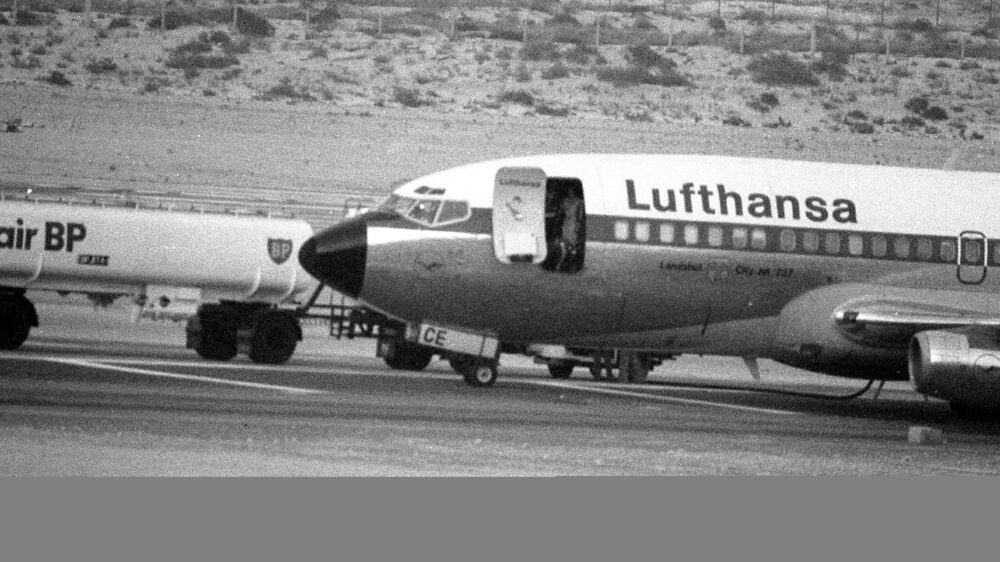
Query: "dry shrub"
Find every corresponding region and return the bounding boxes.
[166,52,238,70]
[499,89,535,106]
[256,78,316,102]
[12,10,51,26]
[747,52,819,86]
[84,57,118,73]
[487,14,523,41]
[541,61,570,80]
[393,86,431,108]
[41,70,71,86]
[520,37,560,61]
[147,7,273,37]
[536,102,570,117]
[596,61,690,88]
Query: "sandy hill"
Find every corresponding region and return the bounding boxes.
[1,1,998,142]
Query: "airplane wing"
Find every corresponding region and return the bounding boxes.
[833,302,1000,345]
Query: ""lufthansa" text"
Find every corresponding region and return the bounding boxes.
[626,180,858,224]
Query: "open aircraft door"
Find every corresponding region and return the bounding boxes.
[493,167,548,264]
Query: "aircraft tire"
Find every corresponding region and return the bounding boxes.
[381,338,433,371]
[548,362,574,379]
[621,353,652,383]
[462,360,498,387]
[950,400,1000,421]
[448,353,477,374]
[248,310,299,365]
[589,350,617,381]
[195,304,238,361]
[0,297,33,350]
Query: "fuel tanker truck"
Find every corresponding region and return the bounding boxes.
[0,199,316,364]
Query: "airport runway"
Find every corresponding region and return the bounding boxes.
[3,316,1000,475]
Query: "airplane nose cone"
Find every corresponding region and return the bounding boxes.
[299,217,367,298]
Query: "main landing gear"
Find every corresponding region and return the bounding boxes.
[548,350,659,383]
[187,302,302,365]
[0,289,38,350]
[375,337,659,389]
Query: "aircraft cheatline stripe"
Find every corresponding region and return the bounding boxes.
[374,209,995,267]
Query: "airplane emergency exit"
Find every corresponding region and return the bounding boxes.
[1,199,314,363]
[298,154,1000,417]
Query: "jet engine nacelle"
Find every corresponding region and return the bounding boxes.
[909,329,1000,411]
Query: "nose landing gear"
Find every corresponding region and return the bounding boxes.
[377,337,434,371]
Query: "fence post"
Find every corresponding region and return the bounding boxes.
[884,31,892,59]
[810,26,816,55]
[960,37,966,60]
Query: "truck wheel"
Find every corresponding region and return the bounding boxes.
[0,297,33,350]
[548,362,574,379]
[249,311,299,365]
[195,304,238,361]
[462,360,498,387]
[380,338,433,371]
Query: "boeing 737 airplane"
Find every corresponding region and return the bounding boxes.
[298,154,1000,417]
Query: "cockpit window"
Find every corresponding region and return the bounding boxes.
[379,195,417,215]
[378,194,471,228]
[408,200,441,223]
[437,200,471,224]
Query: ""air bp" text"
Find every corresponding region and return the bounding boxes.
[0,219,87,252]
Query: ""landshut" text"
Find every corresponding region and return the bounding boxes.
[626,180,858,224]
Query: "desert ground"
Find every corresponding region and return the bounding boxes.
[1,1,999,192]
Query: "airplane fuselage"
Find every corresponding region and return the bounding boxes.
[300,154,1000,393]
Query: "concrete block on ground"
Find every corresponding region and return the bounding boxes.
[908,426,944,445]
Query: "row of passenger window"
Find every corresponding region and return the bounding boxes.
[612,220,984,264]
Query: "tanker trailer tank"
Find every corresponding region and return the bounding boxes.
[0,199,316,364]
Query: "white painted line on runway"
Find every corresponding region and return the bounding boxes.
[103,358,362,371]
[11,353,800,413]
[518,379,801,416]
[100,358,462,379]
[97,359,798,413]
[23,341,151,352]
[41,357,327,395]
